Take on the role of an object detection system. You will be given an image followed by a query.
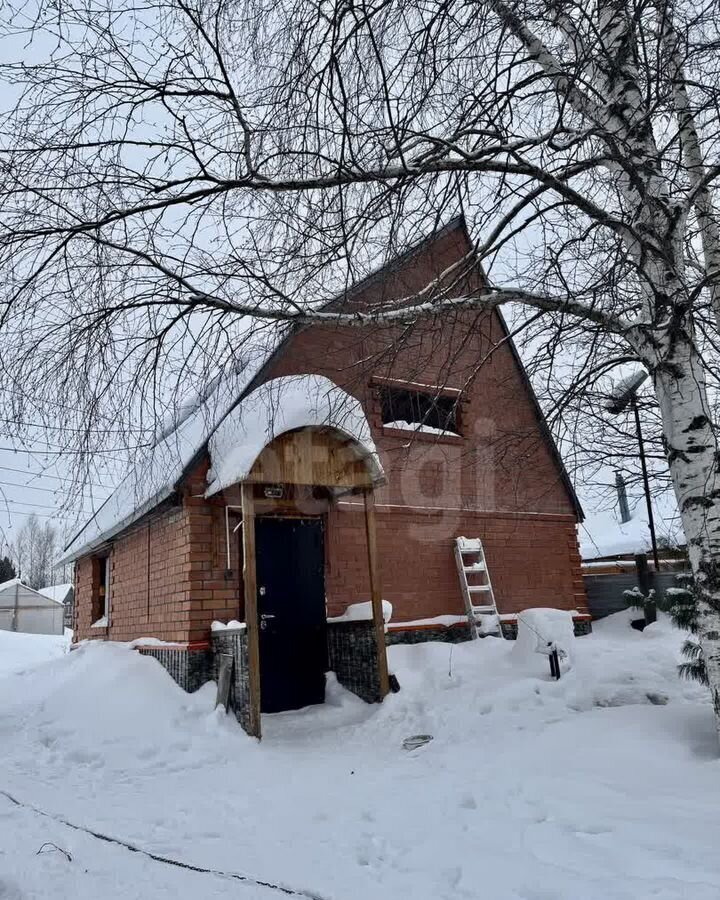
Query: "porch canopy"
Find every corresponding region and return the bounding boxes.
[207,375,389,739]
[205,374,385,495]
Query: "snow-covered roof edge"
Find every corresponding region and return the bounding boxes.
[38,584,74,604]
[0,578,62,603]
[205,375,384,495]
[58,327,289,564]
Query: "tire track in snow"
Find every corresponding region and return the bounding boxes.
[0,788,330,900]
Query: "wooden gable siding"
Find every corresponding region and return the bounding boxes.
[247,429,373,488]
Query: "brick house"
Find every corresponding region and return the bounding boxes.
[62,217,589,737]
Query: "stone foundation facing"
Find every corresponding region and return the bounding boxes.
[498,617,593,640]
[326,621,382,703]
[386,623,473,645]
[387,617,593,644]
[210,628,253,735]
[139,623,384,736]
[137,644,213,692]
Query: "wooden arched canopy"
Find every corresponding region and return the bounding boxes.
[245,426,378,491]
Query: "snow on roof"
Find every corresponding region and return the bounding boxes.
[60,369,382,563]
[59,328,287,564]
[60,221,472,564]
[38,584,73,605]
[0,578,22,593]
[0,578,59,602]
[579,484,682,560]
[206,375,383,496]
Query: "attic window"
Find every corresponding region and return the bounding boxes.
[380,384,460,435]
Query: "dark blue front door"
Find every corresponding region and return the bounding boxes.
[255,517,327,713]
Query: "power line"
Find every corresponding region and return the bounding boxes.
[0,444,131,457]
[0,427,146,455]
[0,416,150,436]
[0,464,113,490]
[0,479,110,497]
[0,430,143,453]
[0,497,97,513]
[1,508,80,521]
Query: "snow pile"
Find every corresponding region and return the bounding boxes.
[0,612,718,900]
[327,599,393,623]
[383,420,458,437]
[210,620,246,631]
[388,613,467,629]
[0,629,70,679]
[477,613,500,635]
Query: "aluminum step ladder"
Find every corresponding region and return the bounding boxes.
[454,536,501,639]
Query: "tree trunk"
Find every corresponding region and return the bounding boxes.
[652,336,720,732]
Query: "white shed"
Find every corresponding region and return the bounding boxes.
[0,579,65,635]
[39,583,74,628]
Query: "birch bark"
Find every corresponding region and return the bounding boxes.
[642,332,720,725]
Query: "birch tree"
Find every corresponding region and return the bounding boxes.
[3,0,720,729]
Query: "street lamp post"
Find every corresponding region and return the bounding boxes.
[606,370,661,572]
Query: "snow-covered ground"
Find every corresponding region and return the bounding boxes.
[1,614,719,899]
[0,628,70,679]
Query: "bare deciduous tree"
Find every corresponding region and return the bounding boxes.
[2,0,720,731]
[13,513,58,589]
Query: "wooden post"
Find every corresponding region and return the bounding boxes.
[631,396,660,572]
[635,553,650,595]
[241,482,262,738]
[11,581,18,632]
[363,489,390,699]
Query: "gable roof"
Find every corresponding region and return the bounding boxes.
[39,584,73,605]
[495,307,584,522]
[60,217,582,563]
[0,578,23,594]
[0,578,63,605]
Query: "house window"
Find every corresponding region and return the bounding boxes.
[92,554,111,627]
[379,384,460,435]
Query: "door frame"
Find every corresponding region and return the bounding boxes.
[240,481,389,740]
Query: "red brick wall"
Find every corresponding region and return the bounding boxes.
[184,461,242,643]
[246,223,587,621]
[74,478,245,644]
[74,504,196,643]
[324,503,584,620]
[73,221,587,644]
[261,226,576,518]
